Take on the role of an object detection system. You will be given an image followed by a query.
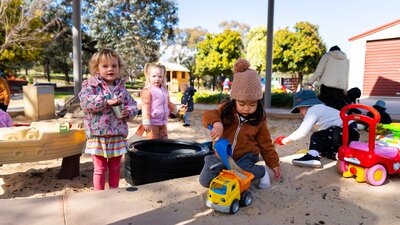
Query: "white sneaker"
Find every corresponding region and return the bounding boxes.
[257,166,271,189]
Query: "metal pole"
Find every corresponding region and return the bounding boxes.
[72,0,82,101]
[264,0,274,108]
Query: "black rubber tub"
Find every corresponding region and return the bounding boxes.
[124,139,210,185]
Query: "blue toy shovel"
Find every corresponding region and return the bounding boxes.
[208,125,232,169]
[208,125,247,180]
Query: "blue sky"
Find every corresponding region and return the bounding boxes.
[176,0,399,58]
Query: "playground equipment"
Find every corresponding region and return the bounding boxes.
[337,104,400,186]
[0,122,86,165]
[205,125,254,214]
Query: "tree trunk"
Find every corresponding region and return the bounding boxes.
[43,64,51,82]
[296,72,304,92]
[212,75,216,91]
[64,69,70,84]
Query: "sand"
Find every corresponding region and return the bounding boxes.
[1,108,400,225]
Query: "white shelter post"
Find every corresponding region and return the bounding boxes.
[72,0,82,101]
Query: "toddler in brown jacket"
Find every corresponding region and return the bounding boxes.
[200,58,281,189]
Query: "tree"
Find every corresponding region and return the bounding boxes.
[38,1,96,83]
[86,0,178,76]
[0,0,59,68]
[273,22,326,87]
[163,27,208,86]
[245,27,267,74]
[195,30,243,90]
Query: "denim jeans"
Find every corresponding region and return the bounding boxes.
[183,112,191,124]
[198,153,265,188]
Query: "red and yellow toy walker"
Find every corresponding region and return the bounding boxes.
[337,104,400,186]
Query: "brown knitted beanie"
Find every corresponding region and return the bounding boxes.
[230,58,263,101]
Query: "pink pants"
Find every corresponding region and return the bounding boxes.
[92,155,122,190]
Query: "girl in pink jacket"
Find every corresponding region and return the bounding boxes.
[79,49,138,190]
[141,63,175,139]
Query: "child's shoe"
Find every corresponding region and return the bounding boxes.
[292,153,321,168]
[257,166,271,189]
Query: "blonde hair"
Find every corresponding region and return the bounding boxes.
[143,62,167,88]
[89,49,125,77]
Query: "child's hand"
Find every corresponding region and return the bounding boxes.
[180,105,188,112]
[275,136,290,145]
[210,122,223,141]
[272,167,281,180]
[107,99,121,106]
[144,125,151,133]
[274,136,286,145]
[281,137,290,145]
[121,109,129,118]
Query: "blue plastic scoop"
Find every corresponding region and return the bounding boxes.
[207,125,233,170]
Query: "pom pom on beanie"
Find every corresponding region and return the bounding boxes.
[233,58,251,73]
[230,58,263,101]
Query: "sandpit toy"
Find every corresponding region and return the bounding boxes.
[205,125,254,214]
[206,169,254,214]
[375,123,400,149]
[0,122,86,165]
[337,104,400,186]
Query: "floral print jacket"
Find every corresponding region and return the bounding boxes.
[79,75,138,139]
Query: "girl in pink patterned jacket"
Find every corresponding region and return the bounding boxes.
[79,49,138,190]
[141,63,175,139]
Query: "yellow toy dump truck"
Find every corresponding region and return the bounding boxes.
[206,169,254,214]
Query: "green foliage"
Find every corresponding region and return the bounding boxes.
[245,27,267,74]
[273,22,326,84]
[163,27,208,86]
[271,92,293,108]
[193,92,229,104]
[87,0,178,72]
[125,80,144,89]
[191,91,292,108]
[195,30,243,89]
[0,0,55,70]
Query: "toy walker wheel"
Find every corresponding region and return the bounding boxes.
[365,164,387,186]
[337,160,349,174]
[240,190,252,207]
[230,199,240,214]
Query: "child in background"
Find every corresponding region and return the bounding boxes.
[275,90,359,168]
[222,78,230,93]
[180,83,197,127]
[345,87,362,114]
[0,108,12,127]
[365,100,392,134]
[0,72,11,112]
[200,58,281,189]
[367,100,392,124]
[141,63,175,139]
[79,49,138,190]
